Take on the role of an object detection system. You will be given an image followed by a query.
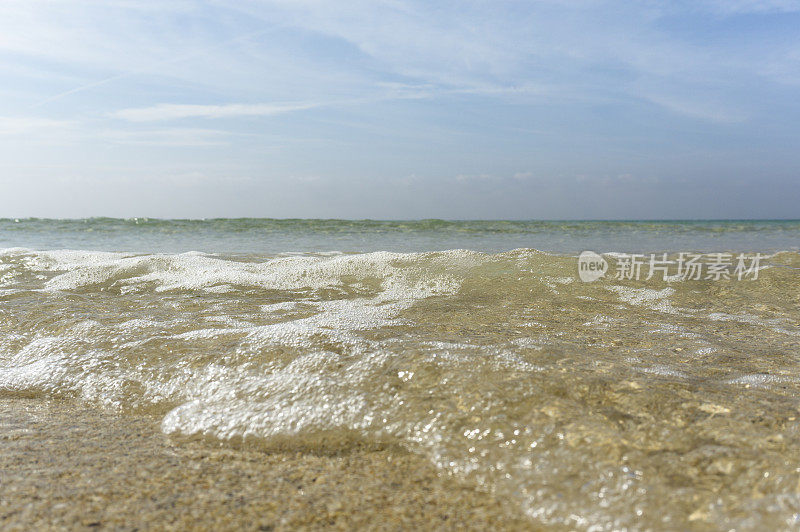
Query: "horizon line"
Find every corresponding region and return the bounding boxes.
[2,217,799,223]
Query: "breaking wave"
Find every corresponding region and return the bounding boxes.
[2,247,800,530]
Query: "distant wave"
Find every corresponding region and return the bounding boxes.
[2,217,800,234]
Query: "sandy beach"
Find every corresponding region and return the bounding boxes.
[0,398,537,531]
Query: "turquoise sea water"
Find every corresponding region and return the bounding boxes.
[0,218,798,253]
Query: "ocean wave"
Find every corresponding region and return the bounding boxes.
[3,217,800,234]
[2,247,800,529]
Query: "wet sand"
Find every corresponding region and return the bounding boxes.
[0,398,536,531]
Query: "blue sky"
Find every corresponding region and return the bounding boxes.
[1,0,799,219]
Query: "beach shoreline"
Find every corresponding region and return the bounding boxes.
[0,398,537,531]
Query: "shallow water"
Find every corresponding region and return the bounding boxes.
[1,220,800,530]
[1,217,799,253]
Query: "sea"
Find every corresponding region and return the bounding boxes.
[1,218,799,530]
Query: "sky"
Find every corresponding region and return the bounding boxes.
[1,0,799,219]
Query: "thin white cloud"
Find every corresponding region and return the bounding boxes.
[642,94,748,124]
[111,102,320,122]
[102,127,235,146]
[0,116,74,135]
[5,0,799,123]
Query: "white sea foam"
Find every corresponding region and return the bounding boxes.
[606,286,679,314]
[2,247,800,530]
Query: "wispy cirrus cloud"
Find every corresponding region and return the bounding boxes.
[6,0,799,123]
[0,116,74,134]
[111,102,321,122]
[102,127,236,146]
[0,117,79,145]
[2,1,800,218]
[639,94,749,124]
